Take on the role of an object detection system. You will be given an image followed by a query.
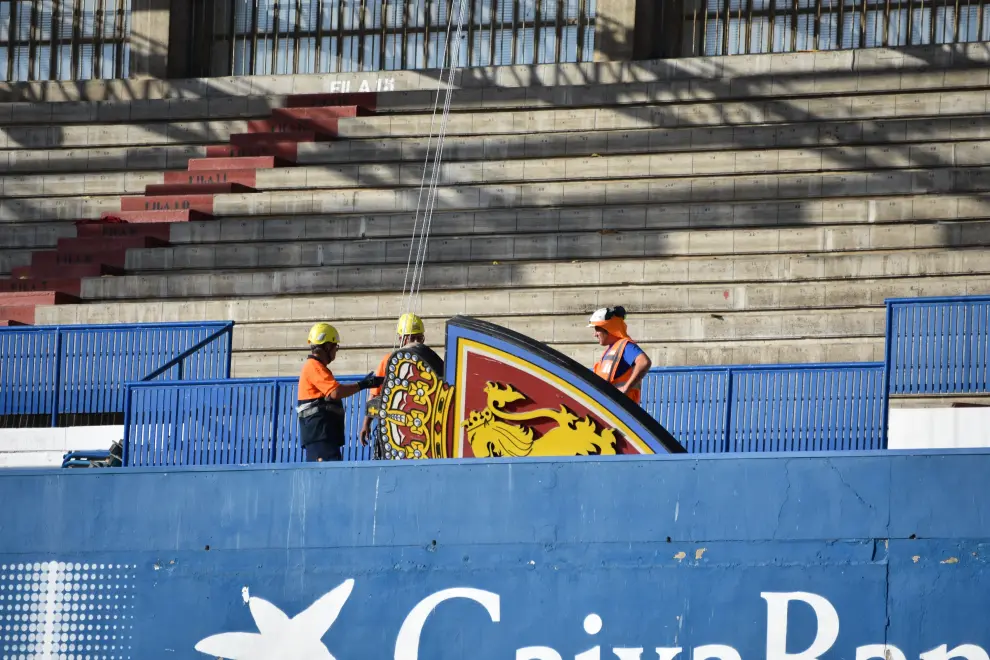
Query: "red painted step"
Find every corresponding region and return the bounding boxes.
[145,182,256,196]
[120,195,215,214]
[230,131,319,146]
[0,291,79,306]
[0,320,29,326]
[0,305,37,324]
[102,210,213,223]
[75,222,172,241]
[188,156,292,170]
[0,278,81,296]
[164,169,258,187]
[280,106,366,119]
[32,250,128,269]
[57,235,168,253]
[285,92,377,110]
[247,107,364,135]
[13,263,124,279]
[203,144,301,160]
[247,117,328,135]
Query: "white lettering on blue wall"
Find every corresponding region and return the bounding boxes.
[191,582,990,660]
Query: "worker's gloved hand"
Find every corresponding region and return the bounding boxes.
[357,372,385,390]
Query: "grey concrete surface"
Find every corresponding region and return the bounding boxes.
[82,247,990,301]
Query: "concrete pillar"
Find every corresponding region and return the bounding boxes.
[593,0,637,61]
[128,0,173,78]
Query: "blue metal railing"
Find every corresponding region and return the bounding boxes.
[123,362,885,465]
[1,322,233,426]
[880,295,990,441]
[642,363,886,453]
[122,376,369,467]
[885,295,990,396]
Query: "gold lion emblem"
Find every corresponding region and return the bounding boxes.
[462,383,618,457]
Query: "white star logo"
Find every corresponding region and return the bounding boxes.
[194,579,354,660]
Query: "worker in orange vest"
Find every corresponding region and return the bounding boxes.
[297,322,383,462]
[359,313,427,450]
[589,306,651,405]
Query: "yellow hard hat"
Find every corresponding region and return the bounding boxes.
[396,313,425,336]
[307,322,340,346]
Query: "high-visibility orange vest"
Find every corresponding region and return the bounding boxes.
[593,338,641,404]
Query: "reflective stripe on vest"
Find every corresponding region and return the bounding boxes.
[593,338,641,404]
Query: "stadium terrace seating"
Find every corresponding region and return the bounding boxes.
[3,46,990,376]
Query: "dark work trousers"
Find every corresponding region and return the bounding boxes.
[299,407,345,462]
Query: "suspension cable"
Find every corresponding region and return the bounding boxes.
[395,0,468,341]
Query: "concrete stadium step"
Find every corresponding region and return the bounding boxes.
[81,247,990,301]
[230,336,886,378]
[255,144,990,192]
[10,134,990,200]
[187,156,293,170]
[0,94,282,126]
[0,223,75,249]
[1,82,985,173]
[306,115,990,165]
[334,89,990,140]
[162,193,990,244]
[0,119,248,151]
[0,171,163,197]
[41,272,987,328]
[144,182,257,196]
[226,308,886,352]
[12,262,123,279]
[122,220,990,272]
[5,93,990,178]
[8,130,990,201]
[0,145,207,175]
[0,91,375,129]
[8,163,990,223]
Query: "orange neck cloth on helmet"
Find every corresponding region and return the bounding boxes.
[595,316,631,341]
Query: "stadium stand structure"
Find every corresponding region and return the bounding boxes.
[2,45,990,378]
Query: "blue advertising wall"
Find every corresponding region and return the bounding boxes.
[0,452,989,660]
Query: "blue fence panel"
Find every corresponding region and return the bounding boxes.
[0,328,57,419]
[124,361,885,465]
[0,322,232,423]
[641,368,729,453]
[125,375,367,466]
[126,380,279,467]
[885,296,990,396]
[646,363,885,453]
[727,364,885,452]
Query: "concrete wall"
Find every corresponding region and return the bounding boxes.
[0,452,988,659]
[888,408,990,449]
[0,426,121,467]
